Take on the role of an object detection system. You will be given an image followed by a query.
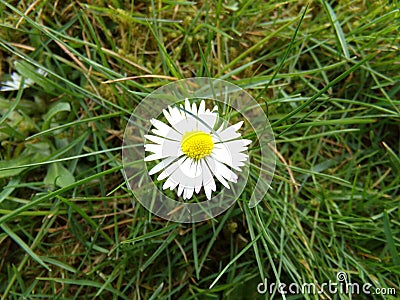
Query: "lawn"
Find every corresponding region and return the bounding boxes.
[0,0,399,299]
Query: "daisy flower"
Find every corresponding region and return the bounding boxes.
[144,99,251,200]
[0,68,47,92]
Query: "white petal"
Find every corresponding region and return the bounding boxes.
[201,159,216,199]
[195,184,202,194]
[211,147,248,171]
[180,100,218,132]
[167,159,207,199]
[0,83,19,91]
[197,113,217,132]
[163,175,179,190]
[177,111,218,133]
[163,106,187,134]
[214,159,238,183]
[148,156,177,175]
[144,153,164,162]
[169,105,184,120]
[198,100,206,115]
[215,139,251,148]
[177,184,184,197]
[149,118,172,134]
[184,186,194,199]
[180,114,199,133]
[205,186,212,200]
[144,139,180,155]
[184,98,192,114]
[157,157,186,180]
[162,108,175,127]
[143,144,161,153]
[205,157,230,189]
[211,153,247,171]
[213,121,243,142]
[192,161,203,194]
[158,157,203,196]
[11,72,22,82]
[159,100,219,134]
[150,119,182,141]
[178,157,199,178]
[144,134,165,144]
[144,138,182,161]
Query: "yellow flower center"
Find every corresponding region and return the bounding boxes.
[181,131,214,160]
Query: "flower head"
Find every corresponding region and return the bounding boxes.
[0,68,47,92]
[144,99,251,200]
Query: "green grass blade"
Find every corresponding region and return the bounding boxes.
[1,223,51,271]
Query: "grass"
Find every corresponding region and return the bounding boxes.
[0,0,399,299]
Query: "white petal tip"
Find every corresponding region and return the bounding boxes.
[157,173,168,181]
[243,139,252,146]
[235,121,244,129]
